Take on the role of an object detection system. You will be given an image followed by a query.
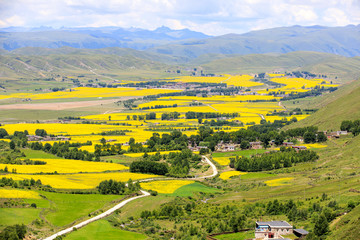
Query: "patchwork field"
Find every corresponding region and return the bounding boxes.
[140,180,195,194]
[0,158,128,174]
[7,172,160,189]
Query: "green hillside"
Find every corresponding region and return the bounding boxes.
[328,204,360,240]
[0,53,175,81]
[200,51,360,81]
[286,80,360,131]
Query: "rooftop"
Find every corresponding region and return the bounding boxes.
[256,221,292,228]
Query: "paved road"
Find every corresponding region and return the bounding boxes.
[42,156,218,240]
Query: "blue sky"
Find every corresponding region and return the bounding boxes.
[0,0,359,35]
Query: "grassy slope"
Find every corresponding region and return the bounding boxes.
[200,51,359,81]
[64,219,147,240]
[328,204,360,240]
[0,53,175,81]
[285,80,360,131]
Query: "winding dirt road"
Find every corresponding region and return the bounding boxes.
[42,156,217,240]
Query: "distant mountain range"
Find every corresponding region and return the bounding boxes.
[1,25,359,59]
[0,26,210,51]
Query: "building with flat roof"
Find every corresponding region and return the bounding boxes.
[255,221,293,239]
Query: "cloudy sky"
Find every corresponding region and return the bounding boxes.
[0,0,359,35]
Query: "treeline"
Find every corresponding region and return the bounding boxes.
[126,112,156,120]
[0,158,46,165]
[146,131,188,152]
[185,112,239,119]
[285,71,320,78]
[0,177,49,190]
[97,179,140,195]
[100,130,131,136]
[94,143,123,156]
[161,112,181,120]
[281,87,338,101]
[130,160,168,175]
[340,119,360,136]
[230,147,319,172]
[30,141,97,161]
[0,224,27,240]
[130,149,201,177]
[203,119,243,127]
[139,104,178,110]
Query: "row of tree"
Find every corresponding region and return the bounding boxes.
[230,147,319,172]
[340,119,360,136]
[97,179,140,195]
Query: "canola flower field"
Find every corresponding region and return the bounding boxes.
[264,177,294,186]
[0,87,181,100]
[140,180,195,194]
[0,73,334,202]
[219,171,247,180]
[8,172,160,189]
[0,189,41,199]
[0,158,128,174]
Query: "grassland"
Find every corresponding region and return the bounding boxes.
[64,220,147,240]
[41,191,124,227]
[215,230,254,240]
[0,208,42,227]
[169,182,220,197]
[284,80,360,131]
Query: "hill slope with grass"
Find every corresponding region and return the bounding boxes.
[286,80,360,131]
[199,51,360,81]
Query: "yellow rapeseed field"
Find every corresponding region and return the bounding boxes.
[8,172,160,189]
[264,177,294,186]
[140,180,194,193]
[124,150,181,158]
[268,73,285,77]
[219,171,247,180]
[0,189,41,199]
[0,87,181,100]
[0,158,128,174]
[213,157,231,166]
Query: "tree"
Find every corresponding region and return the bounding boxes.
[9,141,16,150]
[314,213,329,237]
[304,131,316,143]
[35,129,47,137]
[0,128,8,138]
[317,132,327,142]
[240,140,250,150]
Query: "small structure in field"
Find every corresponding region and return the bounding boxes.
[292,146,307,152]
[283,142,294,147]
[215,141,236,152]
[255,220,293,239]
[293,229,309,238]
[250,141,262,149]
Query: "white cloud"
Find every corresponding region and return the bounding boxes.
[0,0,359,34]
